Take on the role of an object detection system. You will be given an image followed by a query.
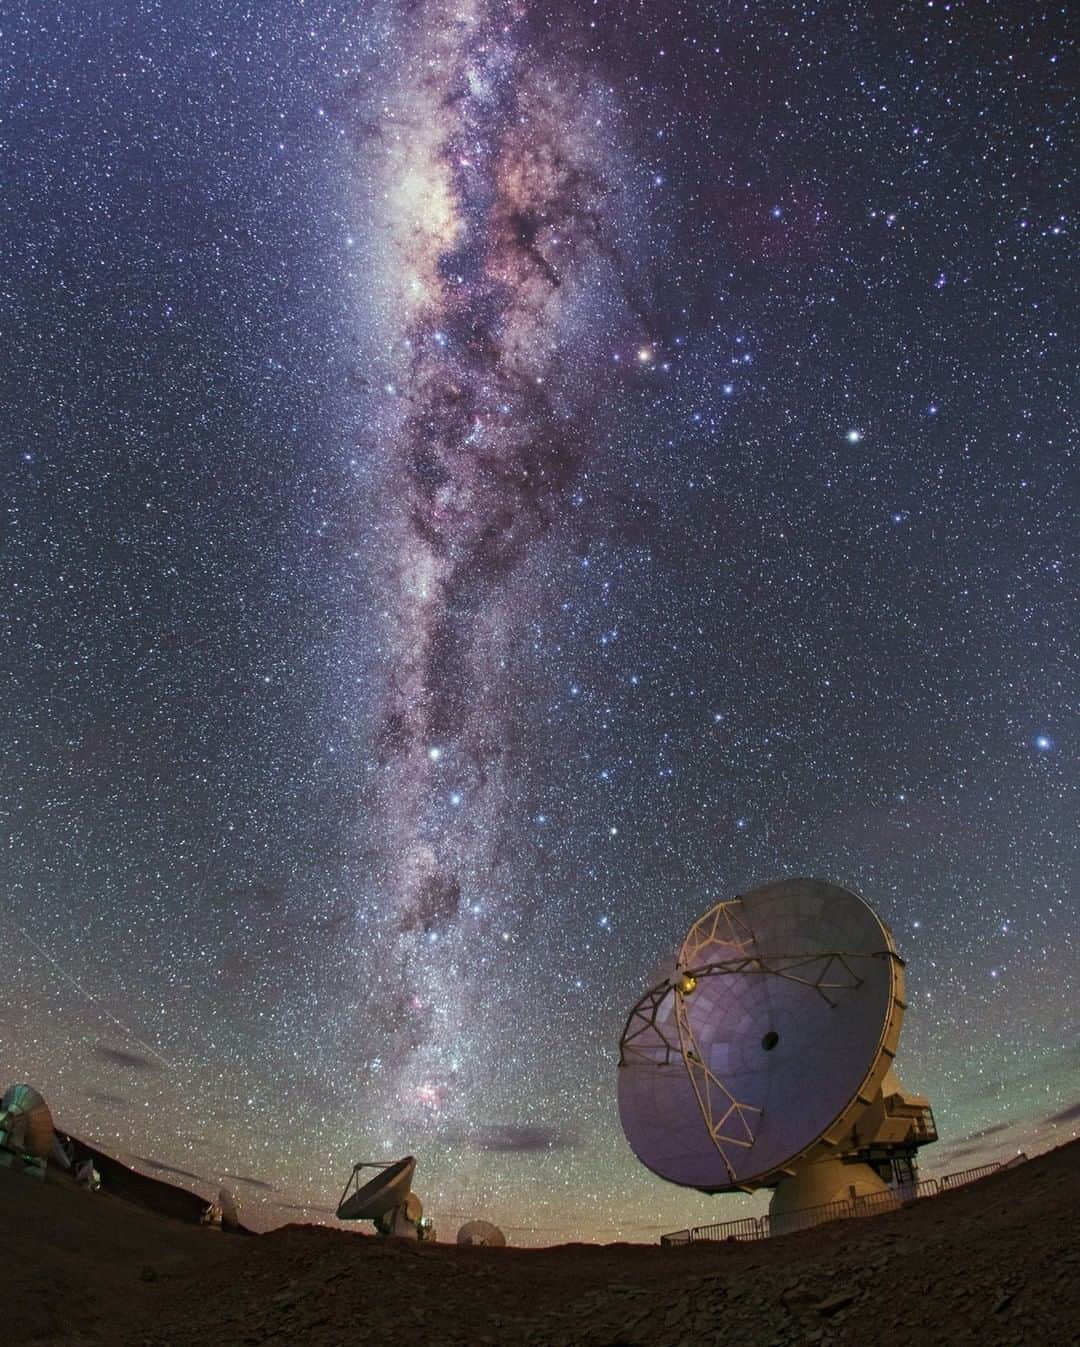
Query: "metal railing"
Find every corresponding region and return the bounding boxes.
[662,1156,1022,1245]
[939,1161,1003,1191]
[850,1189,902,1218]
[684,1215,766,1242]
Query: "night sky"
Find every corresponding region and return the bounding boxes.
[2,1,1075,1242]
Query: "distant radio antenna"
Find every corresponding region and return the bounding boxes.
[457,1219,506,1246]
[335,1155,433,1240]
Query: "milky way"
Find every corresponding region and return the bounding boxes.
[359,1,642,1118]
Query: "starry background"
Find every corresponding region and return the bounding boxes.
[1,1,1075,1242]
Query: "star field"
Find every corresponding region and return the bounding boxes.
[1,1,1075,1242]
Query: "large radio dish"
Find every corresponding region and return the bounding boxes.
[336,1155,416,1221]
[457,1219,506,1247]
[618,878,935,1218]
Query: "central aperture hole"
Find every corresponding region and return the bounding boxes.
[761,1031,780,1051]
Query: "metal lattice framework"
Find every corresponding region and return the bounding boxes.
[619,976,760,1184]
[679,899,756,965]
[672,983,760,1183]
[683,950,871,1007]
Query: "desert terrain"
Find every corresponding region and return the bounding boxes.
[2,1139,1077,1346]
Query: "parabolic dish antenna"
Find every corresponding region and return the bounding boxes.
[0,1084,57,1161]
[335,1156,433,1239]
[457,1219,506,1247]
[618,878,936,1220]
[337,1155,416,1222]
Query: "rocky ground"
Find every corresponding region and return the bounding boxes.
[2,1139,1077,1346]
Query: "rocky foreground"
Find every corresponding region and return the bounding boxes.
[2,1139,1077,1346]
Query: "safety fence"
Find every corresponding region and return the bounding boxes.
[659,1155,1025,1246]
[846,1188,908,1219]
[677,1214,762,1243]
[939,1161,1004,1191]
